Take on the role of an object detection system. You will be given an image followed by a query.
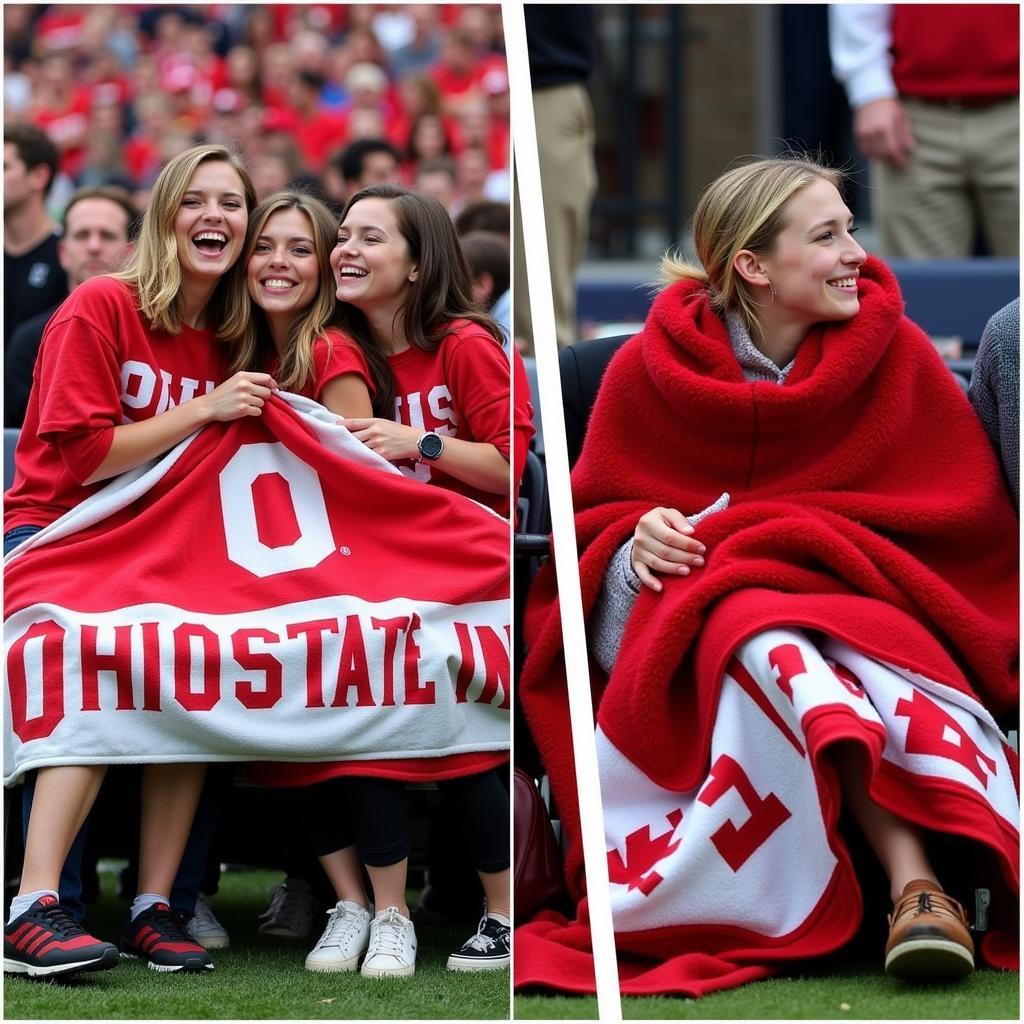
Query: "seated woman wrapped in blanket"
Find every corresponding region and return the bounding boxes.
[516,156,1018,997]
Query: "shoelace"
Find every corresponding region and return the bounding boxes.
[371,909,408,955]
[463,917,497,952]
[142,906,194,943]
[318,906,364,949]
[892,888,965,924]
[35,903,87,938]
[261,882,314,927]
[191,896,223,932]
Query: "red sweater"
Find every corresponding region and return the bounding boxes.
[5,277,228,531]
[892,5,1019,100]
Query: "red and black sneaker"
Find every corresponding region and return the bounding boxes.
[4,895,120,978]
[121,903,214,973]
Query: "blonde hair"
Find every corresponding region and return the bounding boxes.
[113,144,256,334]
[661,156,843,339]
[222,190,340,391]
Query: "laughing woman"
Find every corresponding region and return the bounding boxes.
[4,145,273,978]
[518,156,1018,996]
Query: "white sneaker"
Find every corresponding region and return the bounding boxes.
[360,906,416,979]
[184,893,230,950]
[257,877,318,939]
[304,901,371,973]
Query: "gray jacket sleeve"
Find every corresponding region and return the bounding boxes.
[589,492,731,673]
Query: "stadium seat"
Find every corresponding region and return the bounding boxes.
[4,428,19,491]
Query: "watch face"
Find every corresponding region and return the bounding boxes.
[419,432,444,460]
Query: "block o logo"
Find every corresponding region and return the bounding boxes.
[219,443,335,578]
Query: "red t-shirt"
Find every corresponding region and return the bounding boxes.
[270,328,375,403]
[5,277,229,531]
[387,320,533,517]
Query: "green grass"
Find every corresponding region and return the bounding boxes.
[4,867,509,1020]
[515,953,1018,1020]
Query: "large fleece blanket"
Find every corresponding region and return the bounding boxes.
[516,257,1019,995]
[4,393,510,786]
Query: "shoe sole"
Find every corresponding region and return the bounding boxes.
[120,951,215,973]
[885,938,974,980]
[446,954,510,972]
[360,963,415,978]
[257,927,311,940]
[4,946,120,979]
[190,935,230,950]
[305,953,362,972]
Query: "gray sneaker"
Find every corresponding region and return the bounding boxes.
[257,878,318,940]
[360,907,416,979]
[184,893,230,950]
[305,901,371,972]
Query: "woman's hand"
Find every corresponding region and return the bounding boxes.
[342,417,421,461]
[197,372,278,422]
[631,507,707,592]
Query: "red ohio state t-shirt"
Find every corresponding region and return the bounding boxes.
[274,328,375,403]
[5,276,230,532]
[387,320,532,518]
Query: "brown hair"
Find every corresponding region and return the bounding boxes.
[222,190,340,391]
[336,183,503,417]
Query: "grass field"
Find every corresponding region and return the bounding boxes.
[4,866,510,1020]
[515,950,1019,1020]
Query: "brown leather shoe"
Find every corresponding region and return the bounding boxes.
[884,879,974,980]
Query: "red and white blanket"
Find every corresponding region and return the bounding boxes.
[4,393,510,786]
[515,257,1019,995]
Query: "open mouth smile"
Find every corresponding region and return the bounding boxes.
[192,231,228,257]
[337,267,368,280]
[260,278,298,291]
[826,276,858,291]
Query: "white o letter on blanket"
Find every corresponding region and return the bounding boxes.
[219,442,335,578]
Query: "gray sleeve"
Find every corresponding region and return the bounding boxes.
[589,492,731,674]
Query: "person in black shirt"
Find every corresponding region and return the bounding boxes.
[4,124,68,343]
[5,186,136,428]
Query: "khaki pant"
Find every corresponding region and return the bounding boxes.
[513,83,597,351]
[874,97,1019,259]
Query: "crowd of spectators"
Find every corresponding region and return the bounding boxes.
[3,3,510,216]
[4,3,513,427]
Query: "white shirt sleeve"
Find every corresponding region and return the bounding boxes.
[828,4,898,109]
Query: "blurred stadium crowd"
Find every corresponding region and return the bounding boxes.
[3,3,510,215]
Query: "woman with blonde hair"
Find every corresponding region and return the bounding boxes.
[518,156,1018,995]
[4,144,274,978]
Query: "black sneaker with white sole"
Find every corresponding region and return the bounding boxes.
[446,915,511,972]
[4,896,120,979]
[121,903,214,973]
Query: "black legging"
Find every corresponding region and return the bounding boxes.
[296,769,510,872]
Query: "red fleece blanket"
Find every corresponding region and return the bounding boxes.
[516,257,1018,994]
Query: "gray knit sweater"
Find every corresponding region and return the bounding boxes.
[590,312,793,672]
[969,298,1019,510]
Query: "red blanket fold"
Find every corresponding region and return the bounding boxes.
[516,256,1018,993]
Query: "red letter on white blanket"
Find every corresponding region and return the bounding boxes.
[768,643,807,701]
[8,621,66,742]
[174,624,222,711]
[80,625,135,711]
[287,619,339,708]
[453,622,475,703]
[894,690,997,788]
[698,754,792,872]
[403,613,436,705]
[475,625,511,709]
[372,616,409,707]
[232,629,283,709]
[333,614,374,707]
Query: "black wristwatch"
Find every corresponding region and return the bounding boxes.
[416,431,445,462]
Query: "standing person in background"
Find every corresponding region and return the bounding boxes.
[5,186,136,428]
[516,5,596,350]
[829,3,1019,258]
[4,125,68,344]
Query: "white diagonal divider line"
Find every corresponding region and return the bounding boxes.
[503,4,622,1019]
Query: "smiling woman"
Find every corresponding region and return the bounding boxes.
[2,144,282,979]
